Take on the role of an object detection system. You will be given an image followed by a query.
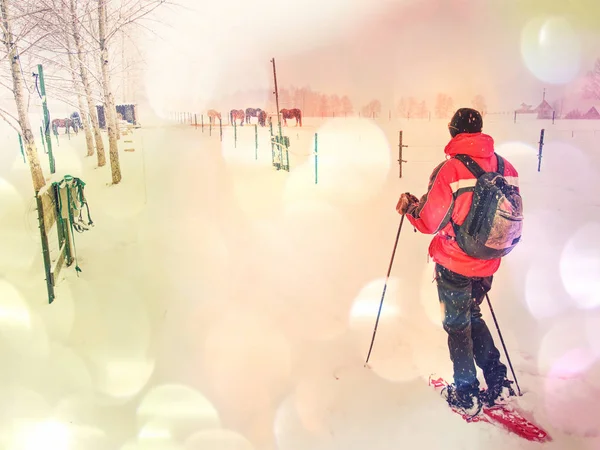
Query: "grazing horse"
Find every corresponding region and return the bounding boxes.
[207,109,221,125]
[230,109,245,126]
[258,110,267,127]
[52,118,78,135]
[245,107,262,124]
[280,108,302,127]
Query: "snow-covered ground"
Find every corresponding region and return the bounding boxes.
[0,114,599,449]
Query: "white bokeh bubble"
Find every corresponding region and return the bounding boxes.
[37,282,76,342]
[144,32,222,118]
[61,423,107,450]
[541,141,598,194]
[0,281,51,362]
[273,390,325,450]
[9,419,71,450]
[538,316,591,375]
[53,144,84,177]
[54,394,120,446]
[184,429,255,450]
[521,16,582,84]
[203,309,292,415]
[0,387,51,435]
[559,223,600,310]
[268,200,354,341]
[221,126,261,166]
[494,140,538,175]
[0,176,24,222]
[0,179,38,271]
[122,439,184,450]
[0,279,32,336]
[70,284,155,400]
[293,377,339,436]
[137,384,221,442]
[42,343,94,403]
[585,312,600,358]
[349,277,402,324]
[349,277,420,383]
[95,180,146,220]
[544,351,600,435]
[285,118,390,206]
[525,264,570,320]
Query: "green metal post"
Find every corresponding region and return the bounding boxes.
[209,121,212,137]
[40,126,47,153]
[18,134,25,163]
[538,129,544,172]
[38,64,55,173]
[278,121,283,165]
[219,118,223,142]
[255,124,258,159]
[270,121,276,167]
[314,133,318,184]
[36,192,54,304]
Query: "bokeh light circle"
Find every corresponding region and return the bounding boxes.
[559,222,600,310]
[525,264,570,320]
[349,277,421,382]
[285,118,390,206]
[521,16,582,84]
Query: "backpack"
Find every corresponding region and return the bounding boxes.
[451,153,523,260]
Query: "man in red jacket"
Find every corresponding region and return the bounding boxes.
[396,108,517,416]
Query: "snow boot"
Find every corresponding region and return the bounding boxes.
[484,378,516,407]
[441,383,483,417]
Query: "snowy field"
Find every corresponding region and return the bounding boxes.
[0,114,600,449]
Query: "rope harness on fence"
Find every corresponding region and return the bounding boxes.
[54,175,94,274]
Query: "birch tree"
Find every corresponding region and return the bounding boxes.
[65,27,95,157]
[0,0,47,192]
[98,0,120,183]
[71,0,106,166]
[89,0,169,184]
[20,0,107,166]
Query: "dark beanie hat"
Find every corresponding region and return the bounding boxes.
[449,108,483,137]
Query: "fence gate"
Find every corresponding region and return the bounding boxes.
[269,122,290,171]
[35,175,91,303]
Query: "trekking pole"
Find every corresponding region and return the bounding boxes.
[485,293,522,396]
[365,213,406,366]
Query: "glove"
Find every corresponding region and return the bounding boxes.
[396,192,419,215]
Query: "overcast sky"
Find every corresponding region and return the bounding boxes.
[141,0,600,115]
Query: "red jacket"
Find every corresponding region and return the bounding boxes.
[406,132,519,277]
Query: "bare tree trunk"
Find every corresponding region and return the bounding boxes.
[98,0,121,184]
[70,0,105,167]
[104,3,120,140]
[0,0,46,192]
[65,31,94,157]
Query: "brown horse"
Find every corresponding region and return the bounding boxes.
[207,109,221,125]
[280,108,302,127]
[52,118,78,135]
[245,107,262,124]
[257,110,267,127]
[230,109,245,126]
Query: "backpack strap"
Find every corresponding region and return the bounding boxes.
[454,154,485,178]
[495,153,505,175]
[454,153,505,177]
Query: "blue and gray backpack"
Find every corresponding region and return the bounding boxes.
[451,153,523,260]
